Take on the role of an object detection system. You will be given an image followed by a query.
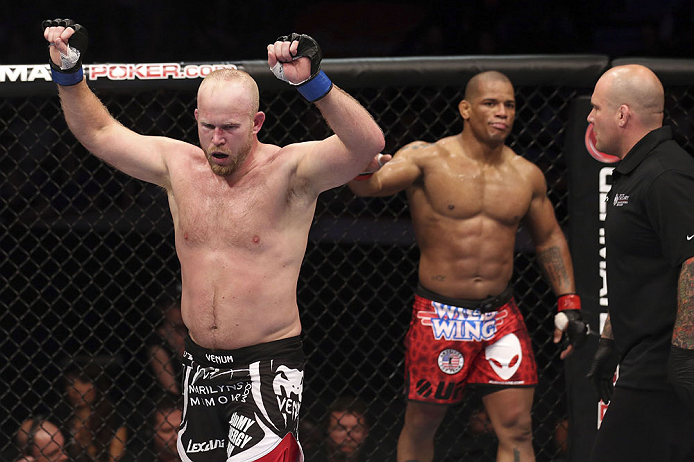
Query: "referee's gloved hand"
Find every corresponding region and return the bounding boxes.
[42,18,89,86]
[586,338,620,404]
[667,345,694,412]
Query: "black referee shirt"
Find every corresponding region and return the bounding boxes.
[605,125,694,391]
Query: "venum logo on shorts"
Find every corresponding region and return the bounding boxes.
[205,353,234,364]
[418,302,507,341]
[273,366,303,425]
[613,193,629,207]
[186,438,225,453]
[438,349,464,374]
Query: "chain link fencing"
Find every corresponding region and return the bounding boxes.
[1,57,692,461]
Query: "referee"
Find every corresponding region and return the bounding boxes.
[586,64,694,461]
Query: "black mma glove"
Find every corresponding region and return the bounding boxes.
[270,33,333,102]
[586,338,620,404]
[554,294,588,349]
[42,18,88,86]
[667,345,694,412]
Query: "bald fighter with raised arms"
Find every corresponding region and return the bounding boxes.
[349,71,586,462]
[42,19,384,462]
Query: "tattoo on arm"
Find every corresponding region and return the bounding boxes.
[536,246,571,293]
[514,449,521,462]
[406,142,430,151]
[602,314,613,340]
[673,256,694,349]
[431,275,446,282]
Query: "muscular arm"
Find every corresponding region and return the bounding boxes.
[46,24,188,188]
[673,256,694,349]
[267,37,384,194]
[57,82,174,186]
[347,142,428,197]
[296,85,385,193]
[522,166,575,296]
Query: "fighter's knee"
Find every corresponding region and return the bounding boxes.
[494,415,533,444]
[492,409,533,442]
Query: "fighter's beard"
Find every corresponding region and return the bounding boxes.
[204,138,253,177]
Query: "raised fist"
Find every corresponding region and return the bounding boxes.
[42,18,88,82]
[268,33,332,102]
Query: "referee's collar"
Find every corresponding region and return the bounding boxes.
[615,126,673,175]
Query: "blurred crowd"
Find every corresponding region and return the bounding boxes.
[1,0,693,65]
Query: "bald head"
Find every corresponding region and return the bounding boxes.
[464,71,513,101]
[588,64,666,158]
[198,68,260,115]
[597,64,664,127]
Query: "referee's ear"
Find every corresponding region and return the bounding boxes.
[617,104,630,128]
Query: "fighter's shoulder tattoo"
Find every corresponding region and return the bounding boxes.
[673,256,694,349]
[402,141,432,151]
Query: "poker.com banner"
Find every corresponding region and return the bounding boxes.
[565,95,618,461]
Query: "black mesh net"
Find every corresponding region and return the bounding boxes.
[1,62,693,462]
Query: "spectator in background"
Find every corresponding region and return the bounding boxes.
[147,296,186,396]
[121,393,182,461]
[14,417,68,462]
[56,359,128,461]
[149,393,182,462]
[305,396,370,462]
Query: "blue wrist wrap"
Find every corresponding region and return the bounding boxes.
[51,67,84,86]
[297,70,333,102]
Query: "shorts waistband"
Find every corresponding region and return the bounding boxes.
[184,335,304,368]
[416,283,514,313]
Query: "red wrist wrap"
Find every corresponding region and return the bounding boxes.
[558,294,581,311]
[353,172,374,181]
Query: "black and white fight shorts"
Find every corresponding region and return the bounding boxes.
[178,335,305,461]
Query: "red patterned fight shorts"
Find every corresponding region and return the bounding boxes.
[404,284,537,405]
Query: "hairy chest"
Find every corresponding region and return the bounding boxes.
[168,168,292,248]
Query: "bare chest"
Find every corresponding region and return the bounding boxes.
[170,172,288,246]
[417,164,532,224]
